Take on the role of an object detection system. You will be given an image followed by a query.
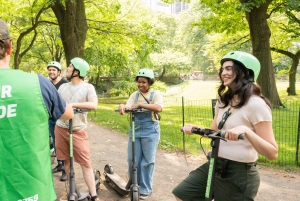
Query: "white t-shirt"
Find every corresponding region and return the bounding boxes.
[56,81,97,131]
[126,89,163,121]
[215,96,272,162]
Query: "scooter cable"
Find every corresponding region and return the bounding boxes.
[199,137,208,159]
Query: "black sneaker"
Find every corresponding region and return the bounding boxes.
[60,169,67,181]
[52,164,63,173]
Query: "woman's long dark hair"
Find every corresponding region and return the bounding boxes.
[217,60,271,109]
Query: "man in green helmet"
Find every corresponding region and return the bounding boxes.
[47,61,68,181]
[55,57,100,201]
[0,19,74,201]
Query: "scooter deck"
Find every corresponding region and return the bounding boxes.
[105,172,130,195]
[77,185,91,200]
[74,176,101,200]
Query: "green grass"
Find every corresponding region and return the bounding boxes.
[89,81,300,169]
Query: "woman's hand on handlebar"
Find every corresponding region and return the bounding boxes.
[182,124,199,135]
[225,126,248,141]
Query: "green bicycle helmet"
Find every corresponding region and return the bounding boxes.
[70,57,89,77]
[221,51,260,81]
[47,61,61,71]
[136,68,154,79]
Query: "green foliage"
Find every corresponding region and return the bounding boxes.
[277,69,289,75]
[84,0,160,83]
[151,51,192,77]
[109,80,136,97]
[4,0,299,106]
[238,0,266,12]
[152,80,168,92]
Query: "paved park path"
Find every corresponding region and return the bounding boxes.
[53,122,300,201]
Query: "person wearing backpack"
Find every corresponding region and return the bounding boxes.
[118,69,163,200]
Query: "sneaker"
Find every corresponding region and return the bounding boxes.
[60,169,67,181]
[52,164,63,173]
[91,196,100,201]
[50,148,56,157]
[140,194,150,200]
[59,194,68,201]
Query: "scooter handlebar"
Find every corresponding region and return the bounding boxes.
[180,127,245,140]
[114,108,150,113]
[73,108,91,113]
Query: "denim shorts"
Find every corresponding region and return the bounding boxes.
[172,158,260,201]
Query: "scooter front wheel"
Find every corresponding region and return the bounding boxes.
[130,186,140,201]
[131,192,139,201]
[104,164,114,174]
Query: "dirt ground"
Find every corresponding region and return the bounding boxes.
[53,122,300,201]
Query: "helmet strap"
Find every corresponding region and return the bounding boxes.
[67,69,79,81]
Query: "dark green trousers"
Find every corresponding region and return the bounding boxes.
[172,158,260,201]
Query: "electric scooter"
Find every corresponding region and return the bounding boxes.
[181,127,244,201]
[104,108,149,201]
[68,108,101,201]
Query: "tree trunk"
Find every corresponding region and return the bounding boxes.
[287,54,300,96]
[13,6,50,69]
[159,68,166,80]
[242,0,283,107]
[270,48,300,96]
[51,0,88,66]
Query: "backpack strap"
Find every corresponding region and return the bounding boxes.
[135,91,140,104]
[149,90,155,102]
[135,90,155,104]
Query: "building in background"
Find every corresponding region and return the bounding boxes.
[144,0,189,14]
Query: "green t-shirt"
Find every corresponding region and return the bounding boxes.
[0,69,56,201]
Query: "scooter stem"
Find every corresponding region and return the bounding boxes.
[204,138,220,201]
[68,118,79,201]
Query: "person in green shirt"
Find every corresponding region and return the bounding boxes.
[0,19,74,201]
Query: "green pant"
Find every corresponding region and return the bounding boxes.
[172,158,260,201]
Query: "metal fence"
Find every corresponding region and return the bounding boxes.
[163,96,300,168]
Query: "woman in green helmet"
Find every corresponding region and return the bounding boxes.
[172,51,278,201]
[118,68,163,200]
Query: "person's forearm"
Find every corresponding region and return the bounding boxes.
[70,102,98,110]
[60,103,74,120]
[134,103,162,112]
[245,127,278,160]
